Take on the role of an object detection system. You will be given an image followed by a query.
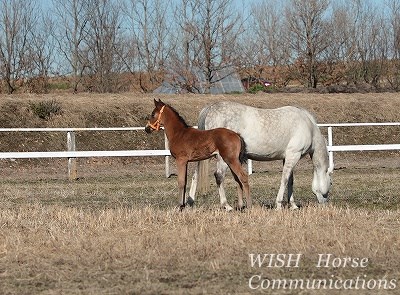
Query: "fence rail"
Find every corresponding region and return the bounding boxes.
[0,123,399,179]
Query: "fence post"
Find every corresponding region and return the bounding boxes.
[164,132,171,178]
[327,126,334,171]
[67,131,78,180]
[247,159,253,175]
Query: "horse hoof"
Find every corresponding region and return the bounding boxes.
[186,197,195,207]
[175,204,185,212]
[235,206,246,212]
[224,205,234,212]
[290,204,299,210]
[318,199,329,205]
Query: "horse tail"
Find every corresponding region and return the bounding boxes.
[197,104,211,195]
[197,159,210,195]
[239,134,248,165]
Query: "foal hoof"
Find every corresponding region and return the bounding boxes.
[186,197,195,207]
[235,205,246,212]
[175,204,186,212]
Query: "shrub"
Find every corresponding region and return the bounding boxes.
[248,84,266,94]
[29,99,63,120]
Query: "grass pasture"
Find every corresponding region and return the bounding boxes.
[0,92,399,294]
[0,161,399,294]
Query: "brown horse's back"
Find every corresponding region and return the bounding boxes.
[208,128,247,164]
[168,127,246,164]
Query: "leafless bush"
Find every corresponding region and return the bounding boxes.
[29,99,63,120]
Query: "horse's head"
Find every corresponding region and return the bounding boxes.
[312,166,332,204]
[145,99,166,133]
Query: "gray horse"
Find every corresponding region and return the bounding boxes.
[188,101,333,210]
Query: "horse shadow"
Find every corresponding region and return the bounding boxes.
[259,200,304,210]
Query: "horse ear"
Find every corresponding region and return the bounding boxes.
[153,99,165,107]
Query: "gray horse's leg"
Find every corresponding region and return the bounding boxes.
[287,171,299,209]
[215,156,234,211]
[187,163,198,206]
[276,153,301,209]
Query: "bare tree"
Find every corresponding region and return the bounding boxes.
[359,11,389,88]
[172,0,243,93]
[23,13,57,93]
[388,0,400,59]
[85,0,125,92]
[340,0,388,89]
[285,0,330,88]
[386,0,400,89]
[247,0,292,86]
[167,0,200,92]
[317,0,389,89]
[0,0,396,94]
[52,0,91,93]
[124,0,172,92]
[0,0,38,93]
[319,0,360,87]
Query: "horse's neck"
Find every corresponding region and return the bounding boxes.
[312,132,329,170]
[163,108,188,141]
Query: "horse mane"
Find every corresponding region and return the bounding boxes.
[166,104,190,128]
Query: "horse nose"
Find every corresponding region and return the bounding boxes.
[145,124,153,133]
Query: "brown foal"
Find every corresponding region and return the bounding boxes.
[145,99,251,210]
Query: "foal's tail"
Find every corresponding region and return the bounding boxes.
[197,133,247,195]
[239,134,248,165]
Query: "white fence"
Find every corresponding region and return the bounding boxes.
[320,123,400,173]
[0,123,399,179]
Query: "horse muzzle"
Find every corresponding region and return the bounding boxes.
[145,124,153,133]
[145,120,161,133]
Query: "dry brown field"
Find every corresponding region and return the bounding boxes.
[0,92,399,294]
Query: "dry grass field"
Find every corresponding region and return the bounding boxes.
[0,92,399,294]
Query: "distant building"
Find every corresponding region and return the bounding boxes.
[154,67,245,94]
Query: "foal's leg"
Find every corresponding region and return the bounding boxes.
[229,160,251,210]
[176,159,188,210]
[276,153,301,209]
[214,156,234,211]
